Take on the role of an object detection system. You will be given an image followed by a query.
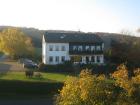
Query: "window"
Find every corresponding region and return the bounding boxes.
[97,56,100,63]
[61,46,66,51]
[61,56,65,62]
[55,56,59,62]
[91,56,95,62]
[91,46,95,51]
[85,46,90,51]
[73,46,77,51]
[96,46,101,51]
[55,45,59,51]
[78,46,82,51]
[86,56,89,63]
[49,56,53,62]
[49,45,53,51]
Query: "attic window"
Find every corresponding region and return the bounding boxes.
[60,35,65,39]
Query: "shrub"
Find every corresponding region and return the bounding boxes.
[56,69,116,105]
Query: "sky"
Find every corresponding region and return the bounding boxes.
[0,0,140,35]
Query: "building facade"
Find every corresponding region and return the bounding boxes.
[42,32,104,65]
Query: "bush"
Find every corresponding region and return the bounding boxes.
[38,61,74,73]
[56,69,117,105]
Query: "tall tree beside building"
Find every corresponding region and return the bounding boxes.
[0,28,34,59]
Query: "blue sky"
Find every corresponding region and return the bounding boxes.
[0,0,139,35]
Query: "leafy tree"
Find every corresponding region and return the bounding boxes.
[56,69,116,105]
[0,28,34,59]
[112,64,140,104]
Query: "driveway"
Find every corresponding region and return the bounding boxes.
[0,55,25,72]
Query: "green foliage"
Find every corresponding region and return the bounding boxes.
[0,28,34,59]
[38,61,74,72]
[110,38,140,69]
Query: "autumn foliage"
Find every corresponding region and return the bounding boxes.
[0,28,34,59]
[56,65,140,105]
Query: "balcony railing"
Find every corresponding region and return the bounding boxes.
[69,50,103,55]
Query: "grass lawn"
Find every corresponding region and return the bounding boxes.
[0,72,69,82]
[0,71,72,99]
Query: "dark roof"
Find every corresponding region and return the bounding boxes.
[44,32,103,43]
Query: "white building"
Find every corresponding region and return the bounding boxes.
[42,32,104,65]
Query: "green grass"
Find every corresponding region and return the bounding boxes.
[0,71,69,99]
[0,71,69,82]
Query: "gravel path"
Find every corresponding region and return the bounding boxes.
[0,55,25,72]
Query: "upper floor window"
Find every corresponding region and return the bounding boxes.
[85,46,90,51]
[91,46,95,51]
[96,46,101,51]
[61,46,66,51]
[55,45,59,51]
[73,46,77,51]
[78,46,82,51]
[49,45,53,51]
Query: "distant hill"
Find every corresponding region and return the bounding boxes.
[0,26,140,49]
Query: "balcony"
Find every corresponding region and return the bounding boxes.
[69,50,103,55]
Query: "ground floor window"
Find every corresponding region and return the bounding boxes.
[61,56,65,62]
[91,56,95,62]
[86,56,89,63]
[97,56,100,63]
[55,56,59,62]
[49,56,53,62]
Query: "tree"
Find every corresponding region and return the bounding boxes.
[56,69,116,105]
[112,64,140,104]
[0,28,34,59]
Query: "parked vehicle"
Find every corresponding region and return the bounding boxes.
[19,58,38,69]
